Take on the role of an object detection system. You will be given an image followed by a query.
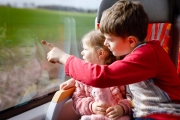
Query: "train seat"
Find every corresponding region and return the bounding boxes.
[45,87,77,120]
[146,23,172,54]
[175,0,180,77]
[45,0,179,120]
[178,48,180,76]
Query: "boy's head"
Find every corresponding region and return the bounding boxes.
[100,0,149,42]
[81,29,116,65]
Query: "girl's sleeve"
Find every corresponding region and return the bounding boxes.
[118,85,132,116]
[72,81,95,115]
[118,99,132,116]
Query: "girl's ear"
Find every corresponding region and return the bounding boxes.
[97,48,106,59]
[127,36,138,48]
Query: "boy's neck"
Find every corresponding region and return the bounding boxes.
[131,41,146,53]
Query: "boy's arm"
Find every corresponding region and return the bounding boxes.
[72,81,94,115]
[41,40,70,64]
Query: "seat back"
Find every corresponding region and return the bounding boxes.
[146,23,172,54]
[174,0,180,77]
[45,87,77,120]
[97,0,174,23]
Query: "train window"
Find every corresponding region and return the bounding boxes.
[0,0,101,119]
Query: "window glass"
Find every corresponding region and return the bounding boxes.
[0,0,101,113]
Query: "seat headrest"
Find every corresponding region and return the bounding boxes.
[97,0,175,23]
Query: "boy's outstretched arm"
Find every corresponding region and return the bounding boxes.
[41,40,70,64]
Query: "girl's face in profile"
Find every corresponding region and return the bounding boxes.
[81,38,100,64]
[14,38,37,63]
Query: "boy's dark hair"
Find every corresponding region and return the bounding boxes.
[100,0,149,42]
[82,30,116,65]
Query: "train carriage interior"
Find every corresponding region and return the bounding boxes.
[0,0,180,120]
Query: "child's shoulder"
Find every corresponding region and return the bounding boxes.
[145,40,169,54]
[146,40,161,45]
[136,40,163,54]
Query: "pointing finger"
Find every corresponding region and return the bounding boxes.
[41,40,54,50]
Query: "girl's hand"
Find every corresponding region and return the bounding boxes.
[106,105,124,120]
[60,78,75,90]
[41,40,70,64]
[92,102,107,115]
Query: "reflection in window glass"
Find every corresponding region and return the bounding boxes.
[0,0,100,112]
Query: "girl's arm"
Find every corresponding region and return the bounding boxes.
[118,85,132,115]
[60,78,75,90]
[72,81,94,115]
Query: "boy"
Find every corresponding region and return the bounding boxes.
[42,0,180,119]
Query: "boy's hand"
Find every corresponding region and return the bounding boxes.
[60,78,75,90]
[41,40,70,64]
[106,105,124,120]
[92,102,107,115]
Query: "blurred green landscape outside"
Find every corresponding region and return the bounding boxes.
[0,6,96,43]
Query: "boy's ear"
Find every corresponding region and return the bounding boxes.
[127,36,138,47]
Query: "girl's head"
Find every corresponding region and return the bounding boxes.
[11,29,45,63]
[81,30,116,65]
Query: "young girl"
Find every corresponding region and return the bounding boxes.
[72,30,131,120]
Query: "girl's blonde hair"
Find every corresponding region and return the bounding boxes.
[82,29,116,65]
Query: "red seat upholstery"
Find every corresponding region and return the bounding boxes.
[146,23,180,77]
[146,23,172,54]
[178,46,180,76]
